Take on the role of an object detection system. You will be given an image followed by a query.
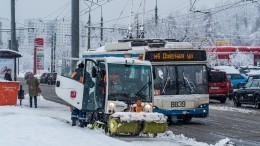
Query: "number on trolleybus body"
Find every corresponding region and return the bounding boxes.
[171,101,186,107]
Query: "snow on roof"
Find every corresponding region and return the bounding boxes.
[213,66,240,74]
[0,49,22,58]
[246,70,260,76]
[105,57,151,66]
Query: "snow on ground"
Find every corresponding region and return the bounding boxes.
[210,105,260,116]
[0,94,233,146]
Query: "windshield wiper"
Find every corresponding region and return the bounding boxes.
[161,68,170,94]
[183,72,195,94]
[135,81,152,97]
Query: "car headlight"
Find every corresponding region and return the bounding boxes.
[144,104,152,112]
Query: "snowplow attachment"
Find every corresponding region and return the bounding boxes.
[106,112,168,137]
[108,118,141,135]
[141,122,168,134]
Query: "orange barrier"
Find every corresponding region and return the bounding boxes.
[0,81,20,106]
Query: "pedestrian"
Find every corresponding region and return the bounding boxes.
[4,68,12,81]
[70,61,95,127]
[26,72,40,108]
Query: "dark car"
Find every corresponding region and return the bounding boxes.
[233,79,260,109]
[42,73,51,84]
[47,73,57,85]
[209,70,233,103]
[247,71,260,82]
[39,73,47,83]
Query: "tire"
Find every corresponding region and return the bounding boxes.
[182,117,192,124]
[168,116,181,125]
[220,97,227,103]
[233,94,241,107]
[254,95,260,109]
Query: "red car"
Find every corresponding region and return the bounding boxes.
[209,70,233,103]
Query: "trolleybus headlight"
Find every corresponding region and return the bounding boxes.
[144,104,152,112]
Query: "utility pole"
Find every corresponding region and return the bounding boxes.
[85,0,103,44]
[71,0,79,58]
[11,0,17,52]
[139,0,146,39]
[87,13,91,50]
[100,13,103,42]
[51,33,56,73]
[127,0,133,39]
[136,15,139,38]
[11,0,17,81]
[155,0,158,26]
[51,34,53,73]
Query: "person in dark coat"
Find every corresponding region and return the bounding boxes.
[26,72,39,108]
[4,68,12,81]
[70,61,95,127]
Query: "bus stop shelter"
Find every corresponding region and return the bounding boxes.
[0,49,22,106]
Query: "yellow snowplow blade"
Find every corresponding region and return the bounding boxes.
[108,118,141,135]
[141,122,168,134]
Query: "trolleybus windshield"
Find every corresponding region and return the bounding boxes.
[107,63,152,103]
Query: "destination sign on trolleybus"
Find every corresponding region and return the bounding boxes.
[145,50,207,62]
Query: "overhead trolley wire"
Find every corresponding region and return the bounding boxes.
[42,1,71,20]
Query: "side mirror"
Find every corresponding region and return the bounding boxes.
[153,69,156,79]
[56,81,60,87]
[91,66,97,78]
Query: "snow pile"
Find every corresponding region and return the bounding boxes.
[155,131,234,146]
[111,112,168,123]
[210,105,260,116]
[212,138,235,146]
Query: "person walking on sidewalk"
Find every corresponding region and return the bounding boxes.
[26,72,40,108]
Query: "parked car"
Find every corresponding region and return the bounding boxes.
[42,73,51,84]
[209,70,233,103]
[226,73,248,89]
[233,79,260,109]
[247,71,260,82]
[213,66,248,89]
[39,73,47,83]
[47,73,57,85]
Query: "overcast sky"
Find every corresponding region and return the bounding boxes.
[0,0,225,28]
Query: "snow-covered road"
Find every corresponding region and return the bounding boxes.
[169,100,260,146]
